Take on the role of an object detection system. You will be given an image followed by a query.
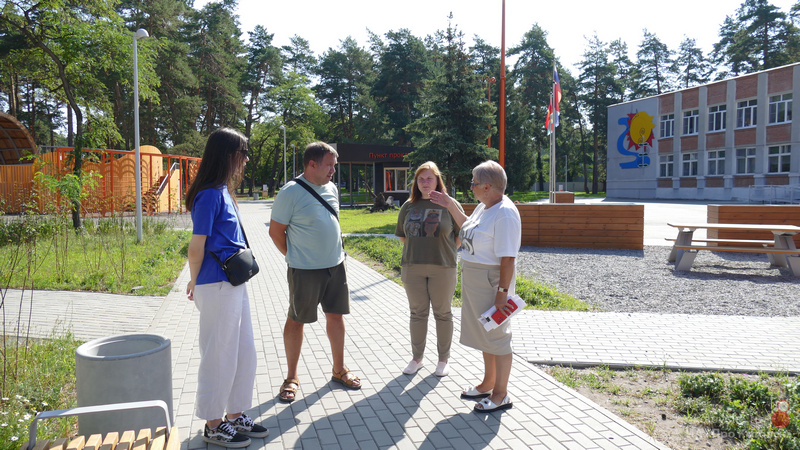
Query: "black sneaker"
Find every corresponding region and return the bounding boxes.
[226,413,269,438]
[203,421,251,448]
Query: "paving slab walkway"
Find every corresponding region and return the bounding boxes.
[6,199,798,449]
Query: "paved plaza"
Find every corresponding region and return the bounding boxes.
[5,199,798,449]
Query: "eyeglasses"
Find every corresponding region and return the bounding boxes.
[239,149,249,157]
[470,181,482,187]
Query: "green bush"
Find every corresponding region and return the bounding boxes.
[679,373,726,400]
[728,376,774,414]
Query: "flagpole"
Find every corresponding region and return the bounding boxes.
[549,91,556,202]
[498,0,506,167]
[549,61,558,202]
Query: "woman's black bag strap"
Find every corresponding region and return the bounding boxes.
[207,203,251,265]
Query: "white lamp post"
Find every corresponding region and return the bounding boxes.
[133,28,149,243]
[279,124,286,185]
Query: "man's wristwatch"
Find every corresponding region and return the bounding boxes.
[497,287,509,293]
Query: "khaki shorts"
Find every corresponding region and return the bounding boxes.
[287,262,350,323]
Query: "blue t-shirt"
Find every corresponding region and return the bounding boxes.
[271,175,344,269]
[191,186,246,285]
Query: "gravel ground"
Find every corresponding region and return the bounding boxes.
[516,245,800,317]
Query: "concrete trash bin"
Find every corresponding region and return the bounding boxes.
[76,334,173,436]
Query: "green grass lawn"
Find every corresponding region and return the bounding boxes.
[339,208,398,234]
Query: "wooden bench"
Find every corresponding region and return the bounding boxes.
[22,401,179,450]
[665,238,775,247]
[23,427,179,450]
[673,244,800,275]
[708,204,800,247]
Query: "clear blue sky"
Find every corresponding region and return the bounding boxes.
[193,0,796,74]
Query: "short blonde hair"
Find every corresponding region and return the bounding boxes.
[472,160,507,193]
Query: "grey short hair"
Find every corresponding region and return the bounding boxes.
[473,160,507,193]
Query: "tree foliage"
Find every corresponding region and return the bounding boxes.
[406,18,494,191]
[0,0,797,207]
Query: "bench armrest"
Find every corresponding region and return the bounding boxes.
[26,400,171,450]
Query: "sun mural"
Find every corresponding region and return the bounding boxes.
[616,111,654,169]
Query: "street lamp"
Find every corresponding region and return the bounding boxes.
[133,28,149,243]
[279,125,286,185]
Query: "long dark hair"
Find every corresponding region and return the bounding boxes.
[185,128,248,211]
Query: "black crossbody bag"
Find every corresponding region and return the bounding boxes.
[208,206,259,286]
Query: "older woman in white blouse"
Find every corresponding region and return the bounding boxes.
[430,160,522,412]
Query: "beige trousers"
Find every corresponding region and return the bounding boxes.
[401,264,457,361]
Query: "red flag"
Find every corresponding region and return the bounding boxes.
[545,100,552,131]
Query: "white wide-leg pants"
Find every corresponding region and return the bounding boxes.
[193,281,256,420]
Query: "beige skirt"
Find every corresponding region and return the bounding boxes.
[459,260,513,355]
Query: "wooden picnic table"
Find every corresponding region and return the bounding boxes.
[667,222,800,276]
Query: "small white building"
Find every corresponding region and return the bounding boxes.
[606,63,799,203]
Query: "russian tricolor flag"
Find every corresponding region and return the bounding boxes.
[553,67,561,128]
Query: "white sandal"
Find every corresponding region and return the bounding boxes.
[460,385,492,399]
[474,395,513,412]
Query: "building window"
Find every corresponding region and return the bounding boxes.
[768,145,791,173]
[682,109,699,135]
[659,154,674,177]
[736,147,756,174]
[384,168,409,191]
[736,99,757,128]
[660,114,674,138]
[707,150,725,175]
[682,152,698,176]
[768,93,792,124]
[708,105,726,132]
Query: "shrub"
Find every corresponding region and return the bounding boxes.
[728,376,774,414]
[679,373,726,400]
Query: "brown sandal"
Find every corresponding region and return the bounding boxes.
[279,378,299,402]
[331,367,362,390]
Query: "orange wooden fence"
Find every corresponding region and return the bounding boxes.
[0,147,200,216]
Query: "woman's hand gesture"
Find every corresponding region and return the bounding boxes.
[428,189,452,208]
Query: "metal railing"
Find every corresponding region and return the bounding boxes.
[748,185,800,204]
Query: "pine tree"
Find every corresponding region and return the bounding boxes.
[634,29,674,96]
[578,34,618,194]
[370,29,428,147]
[315,37,375,142]
[673,37,712,88]
[406,17,494,192]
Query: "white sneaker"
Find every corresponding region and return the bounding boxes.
[402,359,423,374]
[435,361,450,377]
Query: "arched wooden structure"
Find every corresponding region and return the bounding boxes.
[0,113,38,212]
[0,112,38,164]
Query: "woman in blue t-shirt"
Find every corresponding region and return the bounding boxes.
[185,128,268,447]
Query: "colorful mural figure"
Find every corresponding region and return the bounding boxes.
[616,111,654,169]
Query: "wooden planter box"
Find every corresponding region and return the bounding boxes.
[708,204,800,247]
[461,203,643,249]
